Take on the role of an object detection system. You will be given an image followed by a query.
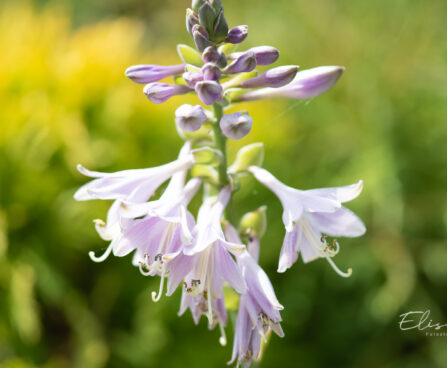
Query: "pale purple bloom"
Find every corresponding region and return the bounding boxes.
[125,64,185,84]
[225,51,256,74]
[202,62,222,81]
[175,104,207,132]
[230,46,279,66]
[183,71,203,89]
[175,188,246,335]
[74,143,195,203]
[120,177,201,302]
[220,112,253,140]
[237,66,344,102]
[195,80,223,105]
[143,83,191,104]
[224,223,284,367]
[226,25,248,44]
[241,65,299,88]
[249,166,365,276]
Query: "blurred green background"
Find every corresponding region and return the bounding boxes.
[1,0,446,367]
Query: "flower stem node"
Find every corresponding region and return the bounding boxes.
[229,142,264,173]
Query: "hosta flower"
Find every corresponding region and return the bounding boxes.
[180,188,246,326]
[236,66,344,102]
[229,46,279,66]
[143,82,191,104]
[119,177,201,302]
[74,143,195,203]
[175,104,207,132]
[240,65,299,88]
[125,64,185,84]
[220,112,253,140]
[224,223,284,367]
[249,166,365,276]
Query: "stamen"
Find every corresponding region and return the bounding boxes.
[88,244,112,263]
[138,262,151,276]
[151,267,166,302]
[218,323,227,346]
[207,278,213,325]
[325,256,352,278]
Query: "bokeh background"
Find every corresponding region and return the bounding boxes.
[1,0,447,367]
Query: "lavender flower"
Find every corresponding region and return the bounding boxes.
[195,80,223,105]
[225,52,257,74]
[202,62,222,81]
[249,166,365,276]
[125,64,185,84]
[143,83,191,104]
[175,104,207,132]
[75,1,364,366]
[226,25,248,44]
[224,223,284,367]
[220,112,253,140]
[237,66,344,102]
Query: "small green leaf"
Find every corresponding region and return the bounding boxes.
[229,142,264,173]
[177,44,203,67]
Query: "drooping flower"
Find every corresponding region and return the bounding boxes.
[119,177,202,302]
[179,187,246,328]
[236,66,344,102]
[74,142,195,203]
[175,104,208,132]
[220,112,253,140]
[224,223,284,367]
[249,166,365,276]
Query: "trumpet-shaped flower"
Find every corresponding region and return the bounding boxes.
[224,223,284,367]
[74,143,194,203]
[237,66,344,102]
[179,188,246,329]
[249,166,365,276]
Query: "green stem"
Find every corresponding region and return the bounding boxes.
[211,103,235,223]
[211,103,228,186]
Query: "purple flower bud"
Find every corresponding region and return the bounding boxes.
[241,65,299,88]
[198,2,217,35]
[237,66,344,102]
[226,25,248,44]
[195,80,223,105]
[230,46,279,66]
[225,52,256,74]
[220,112,253,140]
[143,83,191,104]
[125,64,185,84]
[192,24,211,52]
[212,8,228,42]
[202,63,222,81]
[186,8,200,35]
[202,46,220,63]
[183,71,204,89]
[175,104,207,132]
